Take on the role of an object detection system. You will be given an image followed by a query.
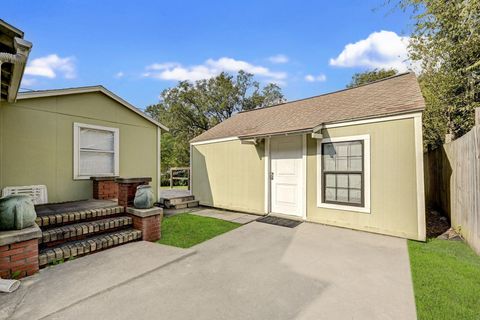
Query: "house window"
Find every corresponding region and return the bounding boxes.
[74,123,119,179]
[322,141,364,206]
[317,134,370,213]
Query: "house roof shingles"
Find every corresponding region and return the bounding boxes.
[191,72,425,143]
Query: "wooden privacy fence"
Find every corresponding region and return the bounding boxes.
[424,114,480,254]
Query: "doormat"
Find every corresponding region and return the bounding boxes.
[256,216,303,228]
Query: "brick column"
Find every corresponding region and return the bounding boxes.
[91,177,118,200]
[116,177,152,207]
[126,207,163,242]
[0,225,42,279]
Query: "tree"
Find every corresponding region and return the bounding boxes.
[346,68,398,88]
[398,0,480,150]
[146,71,285,169]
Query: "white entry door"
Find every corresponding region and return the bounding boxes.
[270,135,304,217]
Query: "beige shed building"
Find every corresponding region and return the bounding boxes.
[191,72,426,240]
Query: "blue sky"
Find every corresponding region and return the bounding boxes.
[3,0,414,109]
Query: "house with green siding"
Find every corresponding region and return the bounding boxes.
[1,87,168,203]
[0,20,170,278]
[191,73,426,241]
[0,19,168,204]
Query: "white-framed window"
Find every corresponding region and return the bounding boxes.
[73,123,119,180]
[317,134,370,213]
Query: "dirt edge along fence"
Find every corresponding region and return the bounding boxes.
[424,109,480,254]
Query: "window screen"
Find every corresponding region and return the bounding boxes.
[79,128,116,176]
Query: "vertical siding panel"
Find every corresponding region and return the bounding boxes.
[192,140,265,214]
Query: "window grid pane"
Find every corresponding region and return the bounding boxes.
[322,140,364,206]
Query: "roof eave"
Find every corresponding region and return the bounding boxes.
[6,37,33,103]
[238,128,313,140]
[225,108,426,142]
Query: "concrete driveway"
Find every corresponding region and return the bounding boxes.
[4,221,416,320]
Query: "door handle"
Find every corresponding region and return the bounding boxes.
[270,172,274,180]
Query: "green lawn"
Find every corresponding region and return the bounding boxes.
[408,239,480,320]
[157,213,241,248]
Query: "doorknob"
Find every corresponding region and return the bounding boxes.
[270,172,274,180]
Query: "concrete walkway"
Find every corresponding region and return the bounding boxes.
[2,222,416,320]
[164,206,260,224]
[191,208,259,224]
[1,242,193,320]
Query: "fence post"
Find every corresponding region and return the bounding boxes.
[169,168,173,189]
[475,107,480,126]
[445,133,453,143]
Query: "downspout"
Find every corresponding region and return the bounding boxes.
[0,37,32,103]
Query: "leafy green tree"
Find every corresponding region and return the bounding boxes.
[346,68,399,88]
[146,71,285,169]
[398,0,480,150]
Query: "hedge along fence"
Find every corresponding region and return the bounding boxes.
[424,110,480,254]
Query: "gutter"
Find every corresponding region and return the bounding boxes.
[238,128,313,140]
[0,37,32,102]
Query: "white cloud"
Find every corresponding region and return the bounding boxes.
[25,54,76,79]
[143,57,287,84]
[268,54,289,64]
[305,74,327,82]
[115,71,124,78]
[329,31,411,72]
[20,78,38,87]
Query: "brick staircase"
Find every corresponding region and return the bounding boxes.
[160,195,199,209]
[35,201,141,267]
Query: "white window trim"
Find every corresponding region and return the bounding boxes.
[73,122,120,180]
[317,134,371,214]
[264,137,270,214]
[414,114,426,240]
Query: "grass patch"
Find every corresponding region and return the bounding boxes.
[157,213,241,248]
[408,239,480,320]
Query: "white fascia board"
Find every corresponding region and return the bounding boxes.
[190,137,239,146]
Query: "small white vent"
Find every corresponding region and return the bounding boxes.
[1,185,48,205]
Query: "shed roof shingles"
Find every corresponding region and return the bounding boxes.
[191,72,425,143]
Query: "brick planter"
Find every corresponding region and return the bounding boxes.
[116,177,152,207]
[0,225,42,279]
[91,177,118,200]
[127,207,163,242]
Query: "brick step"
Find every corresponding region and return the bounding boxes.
[39,216,133,245]
[161,196,195,208]
[169,200,199,209]
[38,228,142,267]
[35,206,124,228]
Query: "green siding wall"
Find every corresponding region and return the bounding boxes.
[307,118,421,239]
[192,139,265,214]
[0,92,159,203]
